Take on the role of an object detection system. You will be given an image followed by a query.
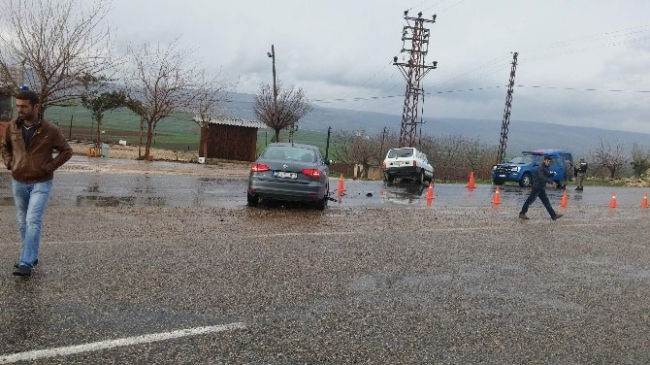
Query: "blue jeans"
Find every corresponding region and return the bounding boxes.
[12,179,53,269]
[520,187,557,218]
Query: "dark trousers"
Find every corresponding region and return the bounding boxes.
[520,187,556,217]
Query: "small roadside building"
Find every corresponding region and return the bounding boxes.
[195,116,267,162]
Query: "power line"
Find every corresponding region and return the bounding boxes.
[341,60,393,100]
[515,85,650,93]
[519,23,650,55]
[223,84,650,107]
[406,0,436,12]
[519,34,650,65]
[425,0,471,13]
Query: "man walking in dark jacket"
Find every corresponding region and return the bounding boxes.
[1,90,72,277]
[519,155,563,221]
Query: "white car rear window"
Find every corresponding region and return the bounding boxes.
[387,148,413,158]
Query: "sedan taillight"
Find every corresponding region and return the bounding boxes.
[413,160,417,167]
[301,168,322,178]
[251,163,270,172]
[382,162,386,169]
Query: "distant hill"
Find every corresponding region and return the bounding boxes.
[222,92,650,157]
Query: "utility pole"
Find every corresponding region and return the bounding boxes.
[496,52,519,164]
[68,115,73,140]
[325,126,332,161]
[379,126,388,162]
[394,11,438,148]
[267,45,278,141]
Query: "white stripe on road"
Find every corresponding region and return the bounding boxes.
[246,231,359,238]
[0,322,246,364]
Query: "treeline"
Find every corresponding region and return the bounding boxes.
[330,130,650,182]
[331,130,498,181]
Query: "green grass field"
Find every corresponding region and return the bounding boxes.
[44,106,331,154]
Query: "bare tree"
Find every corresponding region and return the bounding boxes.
[333,128,499,182]
[420,133,498,181]
[589,138,627,179]
[192,70,236,158]
[254,82,311,142]
[463,138,499,179]
[125,40,207,160]
[0,0,115,114]
[422,135,465,181]
[629,142,650,177]
[333,129,385,178]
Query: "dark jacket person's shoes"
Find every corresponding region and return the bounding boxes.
[518,213,529,220]
[13,259,38,269]
[12,265,32,277]
[552,214,564,221]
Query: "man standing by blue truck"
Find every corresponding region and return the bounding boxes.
[574,158,588,191]
[519,155,564,221]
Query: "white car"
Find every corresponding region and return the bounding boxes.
[381,147,435,184]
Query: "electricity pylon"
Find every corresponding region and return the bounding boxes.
[393,10,438,148]
[496,52,519,164]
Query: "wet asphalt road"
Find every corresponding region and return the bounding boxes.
[1,162,649,364]
[0,163,647,210]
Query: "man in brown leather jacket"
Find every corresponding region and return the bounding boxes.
[1,89,72,277]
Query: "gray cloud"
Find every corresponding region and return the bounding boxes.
[100,0,650,134]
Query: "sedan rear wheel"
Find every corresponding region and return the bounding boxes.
[314,186,329,210]
[247,192,259,207]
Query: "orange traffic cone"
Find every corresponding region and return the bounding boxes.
[609,192,617,208]
[426,181,435,200]
[641,193,649,208]
[491,186,502,205]
[337,174,346,194]
[467,171,476,189]
[560,189,568,208]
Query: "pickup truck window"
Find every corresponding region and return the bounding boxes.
[508,156,535,164]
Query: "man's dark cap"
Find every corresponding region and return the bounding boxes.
[543,155,552,160]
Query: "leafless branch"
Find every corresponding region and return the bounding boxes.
[253,82,311,142]
[0,0,118,113]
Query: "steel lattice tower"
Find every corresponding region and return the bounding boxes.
[393,11,437,147]
[496,52,519,164]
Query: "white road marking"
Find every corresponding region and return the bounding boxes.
[0,322,246,364]
[246,231,359,238]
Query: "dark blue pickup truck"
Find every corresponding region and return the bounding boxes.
[492,149,574,188]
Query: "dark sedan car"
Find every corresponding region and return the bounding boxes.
[247,143,331,210]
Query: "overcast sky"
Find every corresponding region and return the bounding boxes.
[106,0,650,134]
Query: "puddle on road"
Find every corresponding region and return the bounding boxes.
[2,171,647,209]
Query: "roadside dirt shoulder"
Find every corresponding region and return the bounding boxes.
[61,145,250,178]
